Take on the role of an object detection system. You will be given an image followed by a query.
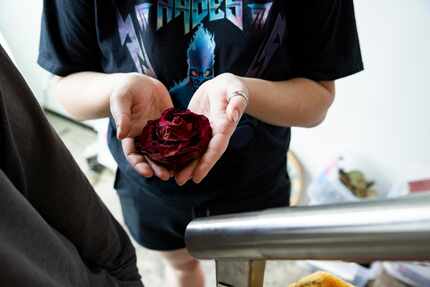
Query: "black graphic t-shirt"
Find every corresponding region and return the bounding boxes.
[38,0,363,205]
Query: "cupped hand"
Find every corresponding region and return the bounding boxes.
[174,73,249,185]
[109,73,174,180]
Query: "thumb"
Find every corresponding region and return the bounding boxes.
[110,91,132,139]
[152,78,174,110]
[226,90,248,124]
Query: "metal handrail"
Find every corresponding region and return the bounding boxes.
[185,194,430,262]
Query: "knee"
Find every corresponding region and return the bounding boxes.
[170,257,200,273]
[160,249,201,273]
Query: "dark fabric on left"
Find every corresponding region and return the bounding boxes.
[0,45,143,287]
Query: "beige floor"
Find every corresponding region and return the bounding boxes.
[46,112,400,287]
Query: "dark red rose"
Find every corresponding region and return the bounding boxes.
[135,108,212,171]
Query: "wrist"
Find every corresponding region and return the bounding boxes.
[106,73,124,118]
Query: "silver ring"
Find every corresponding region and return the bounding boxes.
[227,90,249,104]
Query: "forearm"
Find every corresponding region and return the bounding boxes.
[49,72,116,121]
[241,77,335,128]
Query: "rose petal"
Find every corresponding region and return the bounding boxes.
[135,108,212,171]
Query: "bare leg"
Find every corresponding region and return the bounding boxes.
[159,249,205,287]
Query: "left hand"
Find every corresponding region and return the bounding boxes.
[175,73,249,185]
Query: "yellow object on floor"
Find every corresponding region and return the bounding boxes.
[289,271,355,287]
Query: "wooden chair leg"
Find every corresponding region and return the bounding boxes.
[216,260,266,287]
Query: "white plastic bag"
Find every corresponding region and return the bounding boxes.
[306,157,385,205]
[384,262,430,287]
[307,171,360,205]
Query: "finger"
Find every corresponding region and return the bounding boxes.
[121,138,136,156]
[122,138,154,177]
[151,78,174,109]
[127,154,154,178]
[134,161,154,178]
[188,81,209,113]
[127,153,145,165]
[226,92,248,124]
[192,133,229,184]
[145,156,171,181]
[175,160,198,186]
[110,90,132,139]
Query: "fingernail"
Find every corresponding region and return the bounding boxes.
[181,175,192,186]
[233,110,239,123]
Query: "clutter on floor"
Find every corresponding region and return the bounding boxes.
[289,271,355,287]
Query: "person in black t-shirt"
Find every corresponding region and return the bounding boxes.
[38,1,363,286]
[0,45,143,287]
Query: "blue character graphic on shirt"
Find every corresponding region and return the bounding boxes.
[170,25,216,109]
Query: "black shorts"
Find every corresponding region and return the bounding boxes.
[114,169,290,251]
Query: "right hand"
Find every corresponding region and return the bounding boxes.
[109,73,174,180]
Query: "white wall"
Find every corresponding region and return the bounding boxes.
[0,0,49,104]
[291,0,430,191]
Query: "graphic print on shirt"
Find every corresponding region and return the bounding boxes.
[117,1,274,76]
[116,1,283,107]
[170,24,215,108]
[117,4,156,76]
[156,0,243,33]
[248,2,273,30]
